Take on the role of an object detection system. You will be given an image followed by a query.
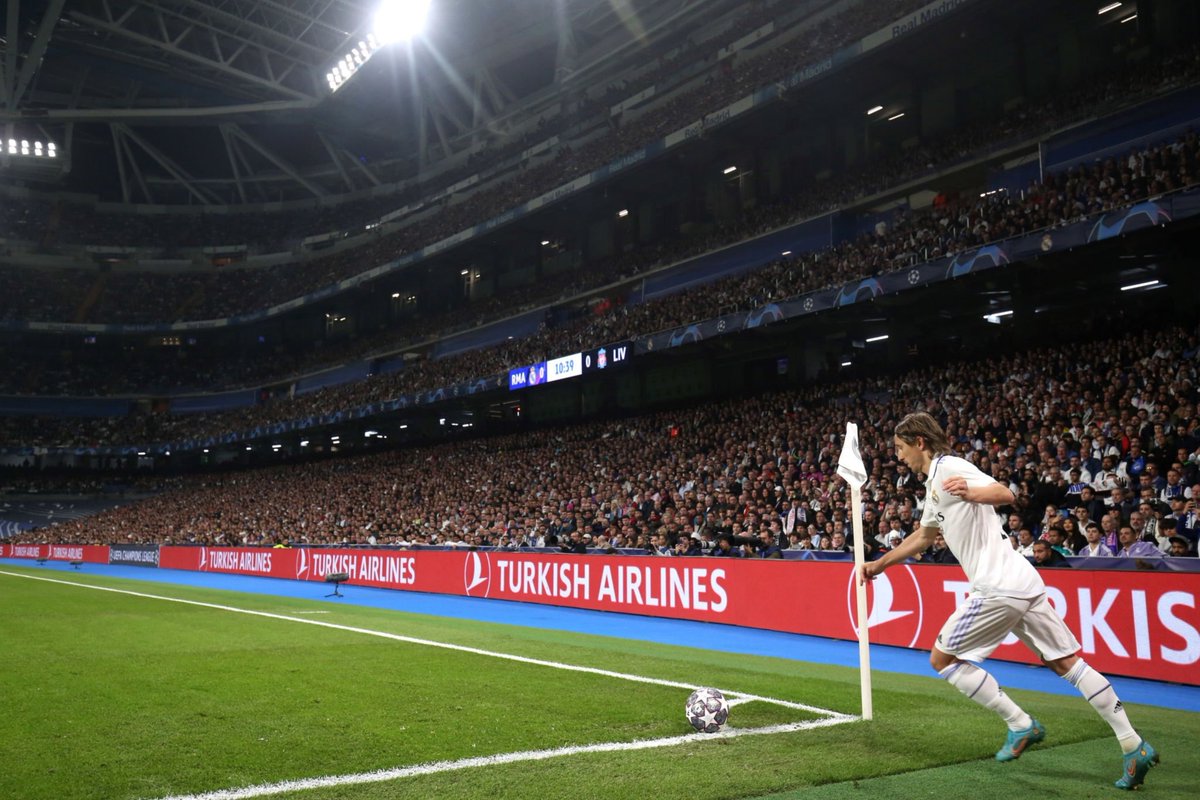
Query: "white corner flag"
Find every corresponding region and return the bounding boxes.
[836,422,867,488]
[837,422,873,721]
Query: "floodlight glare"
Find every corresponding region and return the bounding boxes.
[373,0,431,45]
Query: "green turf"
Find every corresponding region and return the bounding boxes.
[1,566,1196,800]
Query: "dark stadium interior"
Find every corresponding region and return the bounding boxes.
[1,0,1199,565]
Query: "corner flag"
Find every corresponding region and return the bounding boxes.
[836,422,867,488]
[837,421,873,720]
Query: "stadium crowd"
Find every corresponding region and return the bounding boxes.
[10,321,1200,564]
[0,13,1195,330]
[2,126,1197,449]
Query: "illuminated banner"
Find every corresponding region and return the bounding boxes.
[582,341,633,373]
[153,547,1199,684]
[507,361,547,391]
[2,543,46,560]
[109,544,160,567]
[0,543,109,563]
[546,353,583,383]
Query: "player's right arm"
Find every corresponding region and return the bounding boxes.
[857,526,936,585]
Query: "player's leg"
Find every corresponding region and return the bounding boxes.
[931,595,1043,761]
[1014,596,1158,789]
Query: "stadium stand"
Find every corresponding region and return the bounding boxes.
[1,9,1197,331]
[9,319,1199,566]
[2,124,1198,450]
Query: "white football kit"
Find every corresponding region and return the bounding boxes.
[921,454,1079,662]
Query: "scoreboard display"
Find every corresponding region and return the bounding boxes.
[508,341,632,391]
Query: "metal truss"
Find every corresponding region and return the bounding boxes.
[0,0,739,205]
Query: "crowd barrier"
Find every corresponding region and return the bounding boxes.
[4,542,1196,685]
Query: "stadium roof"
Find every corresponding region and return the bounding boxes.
[0,0,731,205]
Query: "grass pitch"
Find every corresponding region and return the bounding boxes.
[1,566,1196,800]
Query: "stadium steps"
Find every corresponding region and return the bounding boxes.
[73,272,109,323]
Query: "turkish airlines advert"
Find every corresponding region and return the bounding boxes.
[151,546,1199,685]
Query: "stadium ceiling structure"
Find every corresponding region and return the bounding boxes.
[0,0,739,206]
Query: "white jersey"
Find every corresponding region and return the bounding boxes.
[920,454,1044,599]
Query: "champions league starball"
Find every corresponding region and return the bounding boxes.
[685,687,729,733]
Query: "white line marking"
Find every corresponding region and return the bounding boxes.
[289,610,329,615]
[153,717,852,800]
[0,569,858,799]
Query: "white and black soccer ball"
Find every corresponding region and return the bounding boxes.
[685,687,729,733]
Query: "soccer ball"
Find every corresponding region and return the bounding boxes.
[685,687,729,733]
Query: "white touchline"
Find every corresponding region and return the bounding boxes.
[152,718,853,800]
[0,569,858,799]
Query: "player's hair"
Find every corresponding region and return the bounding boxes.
[895,412,951,456]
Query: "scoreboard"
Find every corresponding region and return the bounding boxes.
[508,341,632,391]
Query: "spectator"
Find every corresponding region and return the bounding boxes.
[1077,523,1113,557]
[1032,540,1070,568]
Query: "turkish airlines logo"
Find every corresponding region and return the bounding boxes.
[846,564,925,648]
[296,548,310,581]
[464,551,491,598]
[198,547,208,571]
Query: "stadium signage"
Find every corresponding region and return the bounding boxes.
[200,547,274,574]
[1,543,109,563]
[582,342,631,372]
[507,362,546,391]
[10,545,1191,685]
[307,551,415,585]
[49,546,84,560]
[859,0,974,51]
[109,544,160,567]
[488,559,728,612]
[546,353,582,383]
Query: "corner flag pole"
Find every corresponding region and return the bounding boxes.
[837,422,873,721]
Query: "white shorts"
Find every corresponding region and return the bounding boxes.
[935,592,1080,663]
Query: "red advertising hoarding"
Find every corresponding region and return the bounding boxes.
[1,543,109,563]
[153,546,1200,685]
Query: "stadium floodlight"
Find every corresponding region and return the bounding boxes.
[865,334,889,343]
[781,250,792,256]
[391,292,401,298]
[1121,13,1138,22]
[617,209,629,218]
[841,360,852,367]
[887,112,905,121]
[325,0,430,94]
[460,268,469,275]
[723,165,737,174]
[541,240,550,246]
[0,136,55,158]
[1097,2,1122,14]
[373,0,432,45]
[1120,279,1159,291]
[866,105,883,115]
